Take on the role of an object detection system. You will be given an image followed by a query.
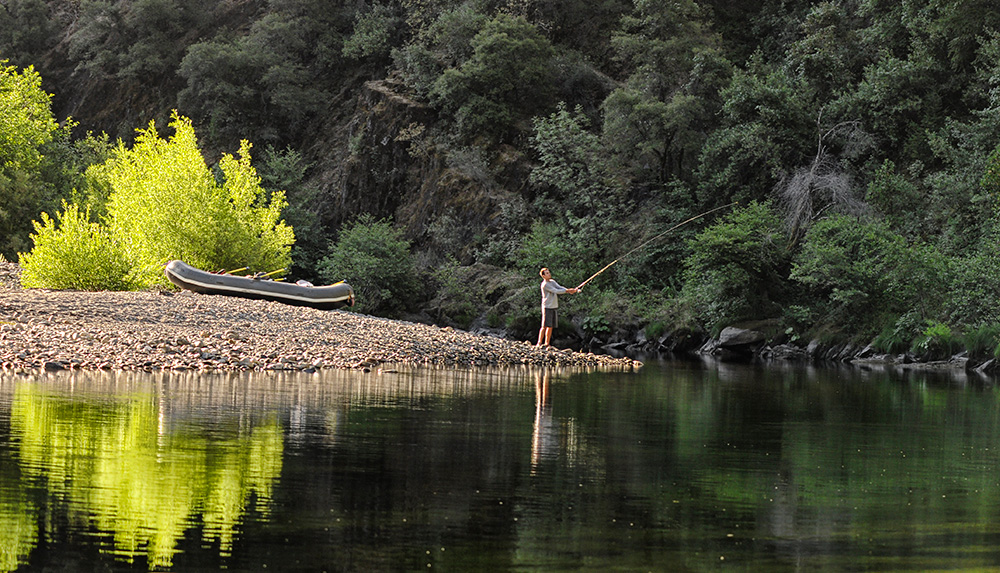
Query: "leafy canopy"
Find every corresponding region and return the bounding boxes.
[0,60,59,170]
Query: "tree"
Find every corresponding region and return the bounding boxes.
[178,1,351,148]
[318,214,419,317]
[0,0,55,65]
[610,0,717,99]
[602,0,730,193]
[426,13,556,139]
[67,0,208,80]
[775,116,870,244]
[256,145,326,281]
[680,202,788,331]
[343,2,402,62]
[696,55,815,205]
[394,3,487,98]
[0,61,63,259]
[785,1,865,97]
[530,102,622,264]
[864,159,926,240]
[0,61,59,170]
[87,112,293,287]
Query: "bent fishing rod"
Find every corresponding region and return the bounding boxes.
[576,202,738,290]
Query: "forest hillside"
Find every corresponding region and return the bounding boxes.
[3,0,1000,361]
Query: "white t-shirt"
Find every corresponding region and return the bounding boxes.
[541,279,568,309]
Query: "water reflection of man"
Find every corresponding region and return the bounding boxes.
[531,370,557,474]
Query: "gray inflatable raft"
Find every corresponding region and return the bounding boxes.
[165,260,354,310]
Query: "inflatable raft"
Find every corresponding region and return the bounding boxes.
[165,260,354,310]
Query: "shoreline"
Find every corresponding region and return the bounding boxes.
[0,264,641,373]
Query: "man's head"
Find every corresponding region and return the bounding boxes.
[539,268,551,279]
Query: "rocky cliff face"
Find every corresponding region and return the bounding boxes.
[333,78,528,254]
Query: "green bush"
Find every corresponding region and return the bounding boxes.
[581,315,610,338]
[91,112,293,287]
[428,257,485,328]
[680,201,788,331]
[910,321,962,361]
[964,324,1000,361]
[791,214,949,335]
[19,203,139,290]
[946,249,1000,326]
[872,324,913,355]
[318,214,419,317]
[645,321,668,342]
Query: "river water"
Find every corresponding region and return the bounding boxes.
[2,358,1000,571]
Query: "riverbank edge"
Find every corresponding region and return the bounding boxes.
[0,263,641,374]
[612,319,997,379]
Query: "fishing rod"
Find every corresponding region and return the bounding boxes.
[576,202,738,290]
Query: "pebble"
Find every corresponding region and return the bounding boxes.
[0,262,641,373]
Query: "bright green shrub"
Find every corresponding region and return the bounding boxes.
[318,214,419,316]
[19,203,138,290]
[91,112,293,287]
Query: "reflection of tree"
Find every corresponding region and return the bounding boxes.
[7,382,283,570]
[0,492,35,572]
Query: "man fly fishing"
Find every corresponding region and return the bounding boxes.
[536,267,580,347]
[532,202,738,349]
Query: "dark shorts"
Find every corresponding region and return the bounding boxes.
[542,307,558,328]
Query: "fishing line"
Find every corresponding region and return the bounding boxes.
[576,202,738,289]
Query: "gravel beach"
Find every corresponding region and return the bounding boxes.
[0,262,641,373]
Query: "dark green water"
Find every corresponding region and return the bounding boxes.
[2,358,1000,571]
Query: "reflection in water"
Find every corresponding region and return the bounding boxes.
[4,361,1000,571]
[531,370,555,472]
[2,370,284,570]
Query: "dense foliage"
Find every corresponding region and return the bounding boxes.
[4,0,1000,353]
[18,202,139,290]
[318,214,418,316]
[20,113,293,289]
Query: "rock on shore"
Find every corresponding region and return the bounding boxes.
[0,263,640,373]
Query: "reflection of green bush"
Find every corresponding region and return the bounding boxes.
[7,383,284,569]
[0,495,36,573]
